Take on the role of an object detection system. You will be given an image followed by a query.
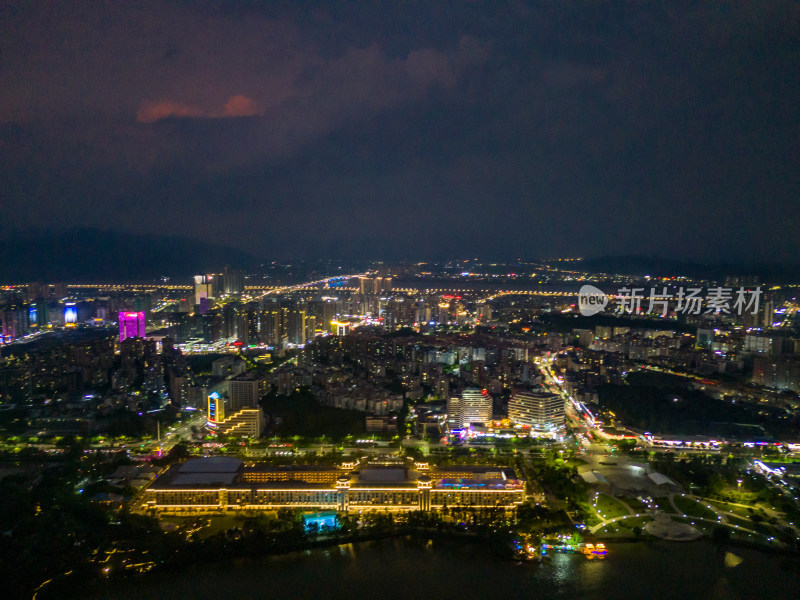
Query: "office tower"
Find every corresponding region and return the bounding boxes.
[287,306,307,345]
[64,303,78,327]
[134,294,152,314]
[0,307,28,342]
[476,302,492,323]
[752,356,800,393]
[259,299,284,345]
[448,387,492,428]
[168,372,189,406]
[237,311,250,345]
[35,299,49,327]
[27,282,43,303]
[211,273,225,297]
[194,275,214,305]
[695,328,714,350]
[228,372,260,411]
[119,311,146,342]
[52,282,67,300]
[762,299,776,328]
[508,390,565,435]
[224,266,245,295]
[359,276,392,295]
[223,302,239,339]
[208,391,225,423]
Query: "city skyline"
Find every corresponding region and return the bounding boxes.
[2,3,800,597]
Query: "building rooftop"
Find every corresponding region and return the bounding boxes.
[179,457,243,473]
[357,467,408,482]
[171,472,239,486]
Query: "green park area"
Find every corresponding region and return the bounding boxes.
[617,496,649,514]
[592,493,631,520]
[673,495,718,520]
[594,516,650,536]
[707,499,755,518]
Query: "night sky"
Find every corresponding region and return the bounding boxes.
[1,2,798,262]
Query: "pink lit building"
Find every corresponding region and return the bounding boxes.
[119,311,146,342]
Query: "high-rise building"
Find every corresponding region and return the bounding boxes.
[194,275,215,306]
[228,372,260,411]
[223,302,239,339]
[119,311,146,342]
[359,276,393,295]
[287,306,307,345]
[27,282,44,303]
[762,299,776,328]
[447,387,492,428]
[208,391,225,422]
[52,282,67,301]
[64,303,78,327]
[224,266,245,295]
[508,390,565,436]
[752,356,800,392]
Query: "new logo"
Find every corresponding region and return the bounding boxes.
[578,285,608,316]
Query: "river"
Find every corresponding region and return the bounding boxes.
[92,538,800,600]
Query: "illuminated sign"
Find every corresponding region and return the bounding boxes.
[64,304,78,325]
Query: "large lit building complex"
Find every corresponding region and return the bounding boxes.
[141,457,524,512]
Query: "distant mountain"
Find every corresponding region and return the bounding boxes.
[580,255,800,284]
[0,229,260,282]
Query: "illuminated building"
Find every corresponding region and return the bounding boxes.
[752,356,800,393]
[228,372,260,411]
[508,390,565,436]
[64,303,78,327]
[34,299,49,327]
[210,408,264,437]
[224,266,244,294]
[287,306,307,345]
[330,320,351,336]
[119,311,146,342]
[141,457,525,512]
[207,373,264,437]
[208,391,224,422]
[194,274,215,306]
[359,277,393,295]
[448,387,492,428]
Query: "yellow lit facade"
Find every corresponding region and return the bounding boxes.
[142,458,524,513]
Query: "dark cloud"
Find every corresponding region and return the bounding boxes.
[0,1,798,263]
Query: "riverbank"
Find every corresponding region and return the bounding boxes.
[43,521,800,600]
[85,537,800,600]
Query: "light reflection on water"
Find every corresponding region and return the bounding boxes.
[93,539,800,600]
